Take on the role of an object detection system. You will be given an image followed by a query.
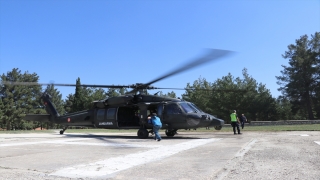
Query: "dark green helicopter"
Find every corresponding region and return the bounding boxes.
[8,49,232,138]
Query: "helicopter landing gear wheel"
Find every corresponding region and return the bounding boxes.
[165,129,176,137]
[214,126,222,130]
[59,126,69,135]
[137,128,149,139]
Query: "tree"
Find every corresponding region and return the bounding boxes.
[44,84,65,129]
[44,84,65,115]
[0,97,4,129]
[154,91,177,98]
[182,77,213,113]
[64,85,109,112]
[276,32,320,120]
[64,93,74,113]
[276,96,298,120]
[82,87,107,109]
[71,78,86,112]
[164,91,177,98]
[182,69,277,122]
[106,88,127,98]
[0,68,43,130]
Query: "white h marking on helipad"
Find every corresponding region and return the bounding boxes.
[315,141,320,145]
[50,138,221,179]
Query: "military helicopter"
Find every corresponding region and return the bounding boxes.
[5,49,232,138]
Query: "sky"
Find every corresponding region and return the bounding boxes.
[0,0,319,99]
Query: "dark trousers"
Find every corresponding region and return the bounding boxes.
[240,121,245,129]
[153,125,162,140]
[231,122,240,134]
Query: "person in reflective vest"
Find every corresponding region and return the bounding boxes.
[230,110,241,135]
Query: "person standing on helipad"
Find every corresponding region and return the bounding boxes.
[149,113,162,141]
[239,114,247,129]
[230,110,241,135]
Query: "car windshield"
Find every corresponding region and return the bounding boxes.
[179,102,202,113]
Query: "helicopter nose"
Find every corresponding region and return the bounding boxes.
[208,116,224,127]
[186,114,201,126]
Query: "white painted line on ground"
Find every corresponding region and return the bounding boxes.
[289,134,310,136]
[215,139,257,180]
[300,134,309,136]
[315,141,320,145]
[45,141,162,148]
[0,138,88,147]
[0,138,160,148]
[235,139,257,157]
[50,138,222,179]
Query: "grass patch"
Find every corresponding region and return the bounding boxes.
[0,124,319,134]
[0,130,56,134]
[213,124,320,132]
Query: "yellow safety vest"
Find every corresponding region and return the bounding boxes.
[230,113,237,122]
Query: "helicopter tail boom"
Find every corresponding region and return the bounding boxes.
[24,114,51,122]
[23,93,60,123]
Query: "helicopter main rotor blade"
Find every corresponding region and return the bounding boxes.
[1,81,134,89]
[155,87,249,92]
[145,49,233,86]
[126,49,233,94]
[2,49,233,94]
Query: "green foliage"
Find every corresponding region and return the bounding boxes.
[1,32,319,129]
[165,91,177,98]
[82,87,108,109]
[0,97,4,129]
[71,78,86,112]
[276,32,320,120]
[182,69,277,122]
[44,84,65,115]
[0,68,43,130]
[106,88,127,98]
[64,93,74,113]
[64,79,117,111]
[155,91,177,98]
[43,84,64,129]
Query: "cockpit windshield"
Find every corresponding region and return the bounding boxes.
[190,103,203,112]
[179,102,203,113]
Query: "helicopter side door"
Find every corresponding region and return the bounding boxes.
[140,103,164,129]
[162,102,186,129]
[157,103,164,120]
[94,108,118,129]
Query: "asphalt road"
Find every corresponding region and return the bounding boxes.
[0,131,319,180]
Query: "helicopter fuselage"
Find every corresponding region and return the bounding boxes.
[24,94,224,138]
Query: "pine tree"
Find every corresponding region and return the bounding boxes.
[44,84,65,128]
[276,32,320,120]
[0,68,42,130]
[71,78,86,112]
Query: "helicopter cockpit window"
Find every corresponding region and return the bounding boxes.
[165,104,182,114]
[190,103,203,112]
[107,108,116,120]
[97,109,105,121]
[179,102,197,113]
